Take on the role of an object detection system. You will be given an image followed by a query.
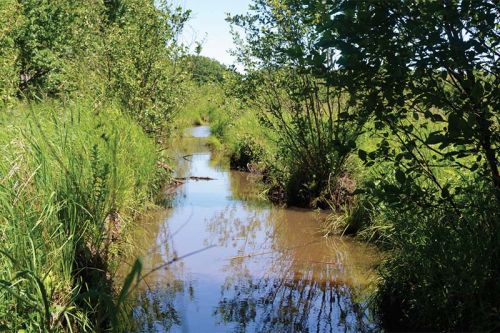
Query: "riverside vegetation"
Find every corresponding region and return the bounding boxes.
[0,0,191,331]
[1,0,499,332]
[192,1,499,332]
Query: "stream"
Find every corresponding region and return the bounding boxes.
[124,126,381,333]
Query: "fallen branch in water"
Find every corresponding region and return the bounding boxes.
[174,176,216,181]
[164,176,215,195]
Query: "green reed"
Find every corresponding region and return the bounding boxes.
[0,99,163,332]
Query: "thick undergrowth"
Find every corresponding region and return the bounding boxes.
[0,101,164,331]
[375,181,499,331]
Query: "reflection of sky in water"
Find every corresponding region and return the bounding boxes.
[189,126,211,138]
[129,127,381,333]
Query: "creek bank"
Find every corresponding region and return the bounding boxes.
[214,131,360,213]
[0,102,168,331]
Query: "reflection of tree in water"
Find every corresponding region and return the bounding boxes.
[214,267,377,333]
[228,171,268,205]
[131,280,188,332]
[127,145,380,332]
[125,207,195,332]
[205,204,270,251]
[208,207,380,333]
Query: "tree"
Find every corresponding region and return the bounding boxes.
[292,0,499,330]
[305,0,499,202]
[228,0,369,208]
[232,0,499,330]
[187,55,228,84]
[13,0,104,97]
[2,0,191,135]
[101,0,191,135]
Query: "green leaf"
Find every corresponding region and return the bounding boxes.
[116,258,142,309]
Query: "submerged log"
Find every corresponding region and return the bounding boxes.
[174,176,216,181]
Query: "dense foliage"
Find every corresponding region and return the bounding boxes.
[228,4,370,208]
[1,0,498,330]
[1,0,190,135]
[225,0,499,331]
[187,55,229,84]
[0,0,190,331]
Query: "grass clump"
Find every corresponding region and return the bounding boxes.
[0,100,164,331]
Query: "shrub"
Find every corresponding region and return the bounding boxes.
[229,134,266,171]
[375,180,499,331]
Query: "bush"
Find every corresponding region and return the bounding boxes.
[228,2,369,208]
[375,181,499,332]
[229,134,266,171]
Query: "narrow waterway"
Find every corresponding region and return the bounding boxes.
[126,126,381,333]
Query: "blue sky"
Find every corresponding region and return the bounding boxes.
[177,0,252,66]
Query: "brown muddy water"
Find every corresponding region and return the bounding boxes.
[123,126,381,333]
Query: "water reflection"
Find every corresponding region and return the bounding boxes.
[125,127,381,333]
[133,281,183,332]
[208,207,379,333]
[228,171,268,206]
[215,277,373,333]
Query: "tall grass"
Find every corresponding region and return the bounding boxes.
[0,99,163,331]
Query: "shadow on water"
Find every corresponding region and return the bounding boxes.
[123,126,382,333]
